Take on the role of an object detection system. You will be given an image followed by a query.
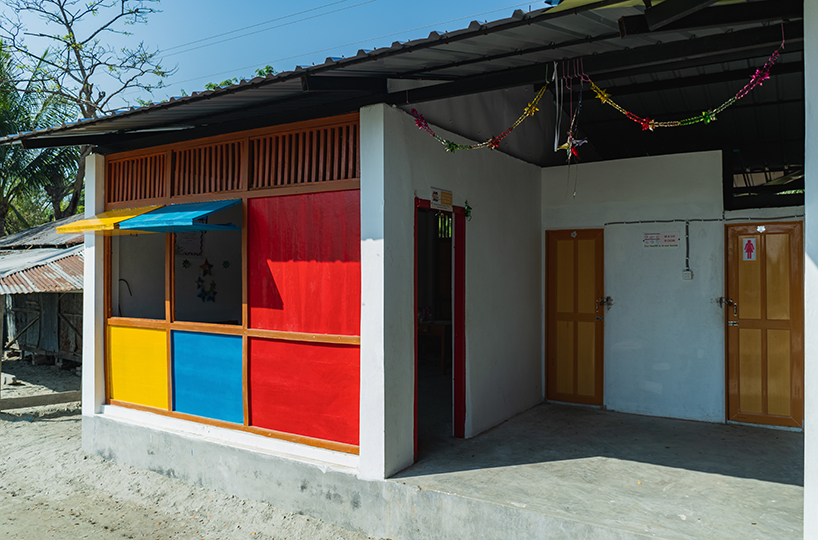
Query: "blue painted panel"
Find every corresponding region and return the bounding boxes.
[172,331,243,424]
[120,199,241,233]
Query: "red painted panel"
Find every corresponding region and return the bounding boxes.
[248,338,360,445]
[247,190,361,335]
[453,210,466,439]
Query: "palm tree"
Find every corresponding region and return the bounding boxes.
[0,46,78,235]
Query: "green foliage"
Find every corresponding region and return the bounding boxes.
[0,46,79,234]
[198,65,278,93]
[4,192,51,234]
[204,78,238,91]
[0,0,172,219]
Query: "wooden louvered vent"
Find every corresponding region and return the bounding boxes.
[171,140,244,197]
[107,153,166,204]
[249,122,359,189]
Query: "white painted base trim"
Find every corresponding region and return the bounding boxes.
[99,405,359,472]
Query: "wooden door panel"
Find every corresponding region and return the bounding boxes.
[765,233,790,320]
[738,328,763,414]
[556,321,574,394]
[547,229,604,405]
[576,322,596,397]
[726,222,803,428]
[767,329,791,417]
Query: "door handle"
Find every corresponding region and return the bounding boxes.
[596,296,613,312]
[719,297,738,316]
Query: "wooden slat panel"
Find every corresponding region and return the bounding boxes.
[247,122,360,189]
[577,322,596,396]
[766,233,790,321]
[106,154,166,204]
[739,328,763,414]
[767,329,791,416]
[556,321,574,394]
[170,141,242,196]
[738,235,762,319]
[556,240,574,313]
[577,239,595,314]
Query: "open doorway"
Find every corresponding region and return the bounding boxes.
[414,199,466,461]
[416,207,453,455]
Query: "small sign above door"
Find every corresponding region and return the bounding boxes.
[743,238,757,261]
[431,187,453,211]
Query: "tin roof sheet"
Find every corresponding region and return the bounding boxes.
[0,245,84,294]
[0,215,84,249]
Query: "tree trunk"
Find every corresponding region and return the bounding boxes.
[60,144,92,219]
[0,202,9,237]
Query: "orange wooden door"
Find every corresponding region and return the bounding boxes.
[546,229,604,405]
[726,222,803,428]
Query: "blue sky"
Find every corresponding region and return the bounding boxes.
[5,1,555,110]
[145,0,549,101]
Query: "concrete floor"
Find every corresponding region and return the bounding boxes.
[392,403,804,539]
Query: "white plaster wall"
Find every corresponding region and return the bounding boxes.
[359,103,542,478]
[543,152,726,422]
[82,154,105,417]
[803,1,817,537]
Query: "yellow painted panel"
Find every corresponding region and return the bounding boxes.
[556,321,574,395]
[556,240,574,314]
[766,234,790,321]
[57,206,162,235]
[738,236,761,320]
[738,329,762,414]
[577,239,596,314]
[108,326,168,409]
[767,329,791,417]
[577,322,596,396]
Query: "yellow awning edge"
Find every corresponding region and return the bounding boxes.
[56,206,164,235]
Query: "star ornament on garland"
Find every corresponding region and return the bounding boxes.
[200,259,213,276]
[558,133,588,161]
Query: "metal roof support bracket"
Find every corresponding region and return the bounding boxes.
[644,0,719,31]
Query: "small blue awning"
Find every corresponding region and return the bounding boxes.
[119,199,241,233]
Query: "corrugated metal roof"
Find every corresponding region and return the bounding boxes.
[0,1,802,171]
[0,215,84,249]
[0,1,796,146]
[0,245,84,294]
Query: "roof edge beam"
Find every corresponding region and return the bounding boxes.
[20,130,184,149]
[619,0,803,38]
[301,75,387,94]
[644,0,720,31]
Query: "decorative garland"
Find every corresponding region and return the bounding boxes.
[589,47,781,131]
[411,85,548,152]
[557,80,588,162]
[410,42,782,156]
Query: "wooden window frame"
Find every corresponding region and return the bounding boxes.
[102,114,361,455]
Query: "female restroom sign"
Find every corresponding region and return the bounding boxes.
[743,238,757,261]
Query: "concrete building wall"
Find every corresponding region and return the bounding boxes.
[359,103,543,477]
[803,1,817,538]
[82,153,106,418]
[543,152,727,422]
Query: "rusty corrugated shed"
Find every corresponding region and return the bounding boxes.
[0,245,84,295]
[0,215,84,249]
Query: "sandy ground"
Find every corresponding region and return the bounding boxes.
[0,357,384,540]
